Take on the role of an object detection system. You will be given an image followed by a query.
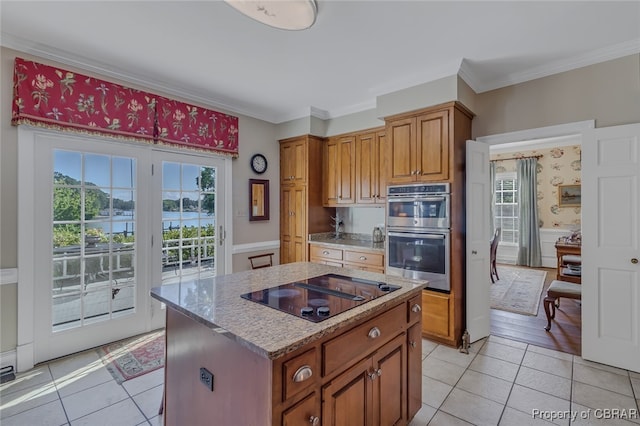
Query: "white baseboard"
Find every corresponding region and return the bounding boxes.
[0,349,17,372]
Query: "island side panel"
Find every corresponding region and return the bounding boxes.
[164,307,272,426]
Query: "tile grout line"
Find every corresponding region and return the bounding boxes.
[49,363,71,426]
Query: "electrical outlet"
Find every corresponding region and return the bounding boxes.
[199,367,214,391]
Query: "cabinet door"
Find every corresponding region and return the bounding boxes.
[282,392,321,426]
[338,135,356,204]
[421,290,451,339]
[281,138,307,185]
[356,132,377,204]
[386,117,417,184]
[323,138,340,205]
[416,110,449,182]
[375,131,387,204]
[322,357,372,426]
[406,323,422,421]
[372,334,406,426]
[280,186,307,263]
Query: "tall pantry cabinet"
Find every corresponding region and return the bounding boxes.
[385,101,474,348]
[280,135,334,264]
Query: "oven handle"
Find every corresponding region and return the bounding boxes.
[388,231,446,239]
[388,196,447,203]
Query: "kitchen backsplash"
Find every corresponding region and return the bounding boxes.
[491,144,581,229]
[337,207,385,234]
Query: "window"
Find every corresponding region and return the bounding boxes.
[494,172,519,244]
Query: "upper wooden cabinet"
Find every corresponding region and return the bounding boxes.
[385,102,473,184]
[323,135,356,205]
[280,137,307,185]
[356,130,387,204]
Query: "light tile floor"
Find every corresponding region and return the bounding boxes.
[1,335,639,425]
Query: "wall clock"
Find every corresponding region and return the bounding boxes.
[250,153,268,174]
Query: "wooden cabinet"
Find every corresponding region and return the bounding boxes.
[309,243,384,273]
[421,289,454,340]
[280,135,334,264]
[323,135,356,205]
[323,334,406,426]
[385,101,473,348]
[386,102,472,185]
[355,130,387,204]
[407,322,422,420]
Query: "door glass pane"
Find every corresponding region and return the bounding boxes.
[162,161,217,285]
[52,149,137,331]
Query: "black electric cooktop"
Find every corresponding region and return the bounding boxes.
[240,273,401,322]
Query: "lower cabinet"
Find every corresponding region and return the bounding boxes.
[282,392,321,426]
[421,289,453,342]
[407,322,423,420]
[322,334,406,426]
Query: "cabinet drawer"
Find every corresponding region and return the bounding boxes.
[322,303,405,377]
[310,245,343,261]
[282,348,318,401]
[407,294,422,325]
[344,250,384,267]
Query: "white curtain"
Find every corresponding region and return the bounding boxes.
[516,158,542,267]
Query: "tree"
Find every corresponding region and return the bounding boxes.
[199,167,215,215]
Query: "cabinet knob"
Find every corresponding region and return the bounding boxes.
[368,326,381,339]
[416,170,421,174]
[309,416,320,426]
[411,303,422,313]
[632,258,638,264]
[293,365,313,383]
[410,340,417,348]
[359,256,367,261]
[472,250,477,255]
[322,250,330,255]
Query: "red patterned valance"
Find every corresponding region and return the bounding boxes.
[11,58,239,157]
[156,97,238,155]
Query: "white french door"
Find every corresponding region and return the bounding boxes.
[149,150,227,329]
[20,128,229,367]
[465,140,491,343]
[582,123,640,372]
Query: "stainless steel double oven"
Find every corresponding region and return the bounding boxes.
[386,183,451,292]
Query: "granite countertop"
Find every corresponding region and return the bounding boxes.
[151,262,425,360]
[309,232,385,252]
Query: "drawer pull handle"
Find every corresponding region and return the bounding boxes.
[293,365,313,383]
[359,256,367,260]
[309,416,320,426]
[411,304,422,313]
[368,327,381,339]
[322,250,330,255]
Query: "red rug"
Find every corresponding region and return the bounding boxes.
[96,330,165,384]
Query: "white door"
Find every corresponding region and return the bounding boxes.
[582,123,640,372]
[149,150,228,329]
[466,140,491,343]
[31,134,152,363]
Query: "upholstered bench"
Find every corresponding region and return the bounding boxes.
[544,280,582,331]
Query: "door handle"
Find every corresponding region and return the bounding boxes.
[219,225,225,246]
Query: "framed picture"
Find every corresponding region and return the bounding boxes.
[558,184,581,207]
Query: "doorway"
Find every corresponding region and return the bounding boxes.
[478,121,591,355]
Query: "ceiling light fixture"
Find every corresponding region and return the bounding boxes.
[224,0,317,31]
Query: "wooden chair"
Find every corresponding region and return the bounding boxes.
[248,253,274,269]
[543,280,582,331]
[490,227,501,283]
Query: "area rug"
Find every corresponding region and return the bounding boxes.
[490,266,547,316]
[96,329,165,384]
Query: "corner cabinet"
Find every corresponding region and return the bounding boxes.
[386,102,474,347]
[280,135,334,264]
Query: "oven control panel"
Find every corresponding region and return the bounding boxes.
[388,183,450,195]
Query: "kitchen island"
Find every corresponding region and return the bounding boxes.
[151,262,426,425]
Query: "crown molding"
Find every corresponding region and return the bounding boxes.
[475,39,640,93]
